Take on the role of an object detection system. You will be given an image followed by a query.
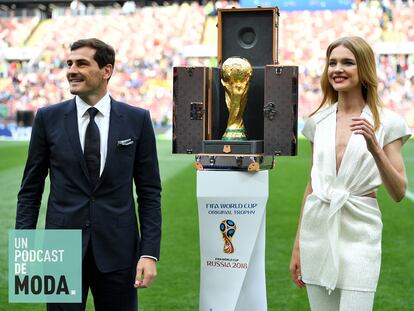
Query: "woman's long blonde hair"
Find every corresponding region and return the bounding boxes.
[311,36,382,130]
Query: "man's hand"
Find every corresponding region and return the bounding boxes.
[134,257,157,288]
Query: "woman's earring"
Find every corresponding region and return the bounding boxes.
[362,81,368,89]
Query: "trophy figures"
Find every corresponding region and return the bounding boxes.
[220,219,237,254]
[221,57,253,141]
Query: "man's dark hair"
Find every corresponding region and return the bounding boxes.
[70,38,115,69]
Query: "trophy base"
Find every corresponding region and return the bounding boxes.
[203,140,263,154]
[222,128,247,141]
[194,154,274,172]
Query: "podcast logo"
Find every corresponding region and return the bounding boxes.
[219,219,237,254]
[9,230,81,303]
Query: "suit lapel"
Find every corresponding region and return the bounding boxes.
[63,99,90,182]
[95,98,123,189]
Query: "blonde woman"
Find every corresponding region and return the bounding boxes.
[290,36,411,310]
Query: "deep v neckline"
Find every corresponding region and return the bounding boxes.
[333,105,365,177]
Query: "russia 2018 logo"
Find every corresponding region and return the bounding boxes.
[220,219,237,254]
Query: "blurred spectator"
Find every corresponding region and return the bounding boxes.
[86,3,96,15]
[70,0,86,16]
[122,1,136,14]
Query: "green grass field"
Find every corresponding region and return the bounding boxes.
[0,138,413,310]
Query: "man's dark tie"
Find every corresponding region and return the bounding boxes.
[84,107,100,187]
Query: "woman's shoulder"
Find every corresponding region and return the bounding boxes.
[307,104,336,125]
[302,104,336,142]
[380,108,406,124]
[379,108,411,132]
[379,107,412,145]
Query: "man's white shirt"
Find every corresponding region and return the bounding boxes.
[76,93,111,176]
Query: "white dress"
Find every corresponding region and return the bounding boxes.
[300,103,411,292]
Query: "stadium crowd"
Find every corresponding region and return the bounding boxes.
[0,0,413,130]
[279,1,414,124]
[0,2,205,127]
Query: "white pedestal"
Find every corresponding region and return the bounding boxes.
[196,171,269,311]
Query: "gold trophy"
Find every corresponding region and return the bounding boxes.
[221,57,253,141]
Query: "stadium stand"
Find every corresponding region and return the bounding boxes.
[0,17,39,48]
[0,2,206,128]
[0,0,413,135]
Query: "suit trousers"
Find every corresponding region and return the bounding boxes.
[47,240,138,311]
[306,284,375,311]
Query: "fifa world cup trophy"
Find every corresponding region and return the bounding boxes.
[221,57,253,141]
[220,219,237,254]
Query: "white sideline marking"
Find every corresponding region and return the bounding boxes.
[406,190,414,202]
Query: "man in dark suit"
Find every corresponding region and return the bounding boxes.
[16,38,161,310]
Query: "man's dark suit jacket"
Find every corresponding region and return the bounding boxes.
[16,98,162,273]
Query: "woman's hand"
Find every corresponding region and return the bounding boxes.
[350,117,381,155]
[351,117,407,202]
[290,246,305,288]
